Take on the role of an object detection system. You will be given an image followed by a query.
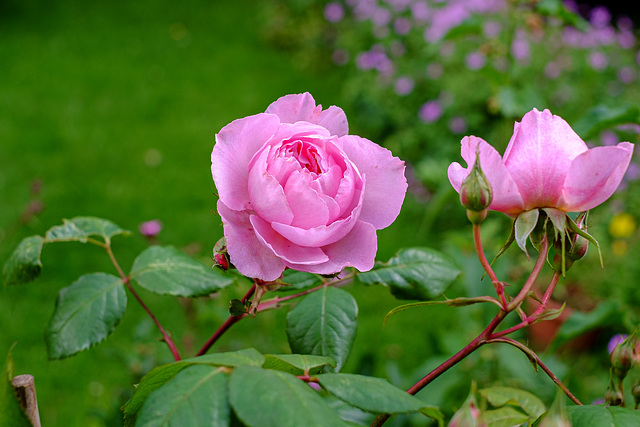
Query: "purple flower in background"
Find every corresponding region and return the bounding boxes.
[589,6,611,28]
[608,334,628,354]
[626,163,640,181]
[544,62,561,79]
[618,30,635,49]
[423,2,469,42]
[511,31,530,63]
[140,219,162,237]
[618,67,635,84]
[465,52,486,70]
[601,130,619,146]
[449,116,468,134]
[589,51,608,70]
[373,7,392,26]
[324,2,345,23]
[483,21,501,38]
[394,17,412,35]
[394,76,415,96]
[419,100,442,123]
[411,0,430,22]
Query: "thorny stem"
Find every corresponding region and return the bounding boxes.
[196,283,257,357]
[473,223,507,309]
[103,242,182,361]
[372,234,580,427]
[195,274,355,356]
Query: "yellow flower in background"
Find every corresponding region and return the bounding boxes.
[609,213,636,239]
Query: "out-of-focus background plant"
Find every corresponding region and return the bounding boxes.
[2,0,640,425]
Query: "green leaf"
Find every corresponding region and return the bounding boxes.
[135,365,229,427]
[479,386,545,420]
[124,348,265,426]
[1,346,32,427]
[45,216,129,243]
[130,245,233,297]
[421,407,445,427]
[573,104,640,140]
[384,296,502,327]
[263,354,336,375]
[286,287,357,372]
[567,404,640,426]
[229,365,349,427]
[123,362,191,427]
[183,348,266,368]
[316,373,429,415]
[550,301,624,351]
[278,269,323,291]
[358,248,460,301]
[45,273,126,360]
[2,235,44,287]
[482,406,529,427]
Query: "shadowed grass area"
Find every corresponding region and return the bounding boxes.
[0,0,344,425]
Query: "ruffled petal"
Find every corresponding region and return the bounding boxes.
[249,215,329,266]
[284,220,377,274]
[247,145,294,225]
[217,201,285,281]
[338,135,407,229]
[284,170,330,228]
[212,113,281,211]
[272,181,365,247]
[502,108,588,210]
[448,136,524,215]
[559,142,634,212]
[265,92,349,136]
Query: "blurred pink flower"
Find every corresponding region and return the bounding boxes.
[418,100,442,123]
[448,108,634,216]
[608,334,628,354]
[324,2,345,23]
[139,220,162,237]
[465,52,486,70]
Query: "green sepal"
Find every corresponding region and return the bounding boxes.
[383,296,503,327]
[515,209,540,257]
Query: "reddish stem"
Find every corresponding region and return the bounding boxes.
[196,283,256,356]
[105,244,182,361]
[473,223,507,309]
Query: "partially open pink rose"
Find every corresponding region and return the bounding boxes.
[448,108,634,216]
[211,93,407,281]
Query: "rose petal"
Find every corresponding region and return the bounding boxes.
[448,136,524,215]
[250,215,329,265]
[272,182,365,247]
[338,135,407,229]
[247,145,295,225]
[265,92,349,137]
[212,113,281,211]
[503,108,588,210]
[560,142,634,211]
[217,201,285,281]
[284,170,330,228]
[285,220,377,274]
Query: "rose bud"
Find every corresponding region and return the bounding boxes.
[459,149,492,224]
[213,237,231,271]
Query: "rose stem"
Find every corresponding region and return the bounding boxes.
[102,240,182,361]
[473,223,507,309]
[371,238,559,427]
[196,282,257,357]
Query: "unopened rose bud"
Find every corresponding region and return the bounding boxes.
[605,382,624,406]
[213,237,231,271]
[459,154,492,221]
[611,336,636,380]
[566,213,589,262]
[449,385,485,427]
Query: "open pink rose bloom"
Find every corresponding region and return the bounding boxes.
[212,93,407,281]
[448,108,634,217]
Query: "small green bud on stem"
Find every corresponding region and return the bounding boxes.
[460,149,492,225]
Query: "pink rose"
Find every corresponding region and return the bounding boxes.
[448,108,634,216]
[211,93,407,281]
